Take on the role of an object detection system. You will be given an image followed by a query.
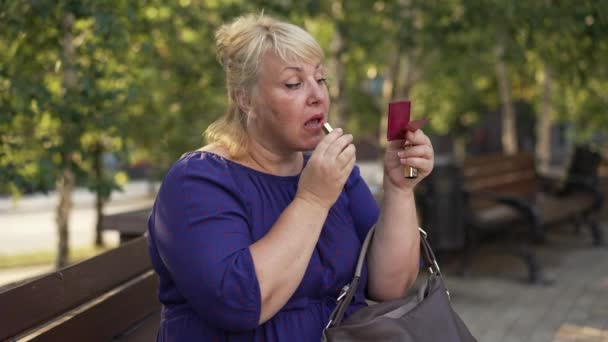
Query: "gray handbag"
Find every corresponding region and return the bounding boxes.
[322,226,477,341]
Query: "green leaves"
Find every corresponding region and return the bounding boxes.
[1,1,606,196]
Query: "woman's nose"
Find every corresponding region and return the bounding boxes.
[307,80,326,106]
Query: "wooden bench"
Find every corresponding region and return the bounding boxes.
[0,236,160,341]
[101,208,151,243]
[416,159,546,284]
[461,152,604,283]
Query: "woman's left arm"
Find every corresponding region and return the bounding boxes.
[367,129,434,302]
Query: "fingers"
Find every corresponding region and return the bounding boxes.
[314,128,344,156]
[297,127,356,209]
[405,130,431,147]
[325,133,353,159]
[398,144,433,160]
[314,127,355,168]
[328,132,355,174]
[338,144,356,172]
[386,139,406,151]
[399,156,433,174]
[398,131,433,167]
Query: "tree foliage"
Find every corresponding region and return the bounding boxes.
[1,1,607,260]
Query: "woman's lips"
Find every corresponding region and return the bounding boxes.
[304,117,324,129]
[304,114,326,130]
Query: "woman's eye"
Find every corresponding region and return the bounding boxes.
[285,82,301,89]
[317,78,327,85]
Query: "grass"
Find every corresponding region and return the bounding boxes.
[0,245,114,270]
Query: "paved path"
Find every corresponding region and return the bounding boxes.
[446,223,608,342]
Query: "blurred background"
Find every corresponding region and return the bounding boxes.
[1,1,607,340]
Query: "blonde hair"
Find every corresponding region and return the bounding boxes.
[204,13,324,158]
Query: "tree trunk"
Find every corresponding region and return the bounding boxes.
[399,52,422,99]
[56,11,76,268]
[93,141,105,247]
[536,64,553,174]
[494,40,518,155]
[379,46,403,148]
[328,1,348,129]
[56,167,74,268]
[454,136,467,163]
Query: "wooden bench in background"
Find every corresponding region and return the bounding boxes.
[464,151,604,243]
[461,151,604,283]
[0,236,160,341]
[417,158,546,284]
[101,208,151,243]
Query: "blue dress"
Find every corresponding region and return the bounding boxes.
[147,151,380,341]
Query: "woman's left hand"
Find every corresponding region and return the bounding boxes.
[383,129,434,191]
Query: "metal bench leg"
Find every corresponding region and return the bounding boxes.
[588,221,605,246]
[572,216,584,235]
[458,225,482,278]
[530,223,545,244]
[516,244,552,285]
[521,206,545,243]
[581,209,605,246]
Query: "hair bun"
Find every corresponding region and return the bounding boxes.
[215,15,257,69]
[214,24,232,68]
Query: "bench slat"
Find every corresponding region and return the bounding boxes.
[0,236,152,340]
[101,208,151,235]
[466,172,538,194]
[464,153,534,169]
[27,271,160,341]
[464,153,539,196]
[464,154,535,177]
[116,311,161,342]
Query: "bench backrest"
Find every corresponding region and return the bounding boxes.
[564,145,602,190]
[463,153,538,208]
[0,236,160,341]
[101,208,151,236]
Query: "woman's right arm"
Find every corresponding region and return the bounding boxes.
[250,128,356,324]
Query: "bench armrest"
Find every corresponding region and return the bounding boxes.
[474,190,534,211]
[536,173,564,194]
[465,189,540,223]
[537,173,604,211]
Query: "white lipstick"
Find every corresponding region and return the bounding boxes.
[322,122,333,134]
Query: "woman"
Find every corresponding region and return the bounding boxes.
[147,13,434,341]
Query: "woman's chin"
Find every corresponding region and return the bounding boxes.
[301,137,322,151]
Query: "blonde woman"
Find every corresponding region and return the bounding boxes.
[147,13,434,341]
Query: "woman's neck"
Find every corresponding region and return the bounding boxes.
[242,138,303,177]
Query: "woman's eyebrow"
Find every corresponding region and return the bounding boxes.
[281,64,323,72]
[282,66,303,72]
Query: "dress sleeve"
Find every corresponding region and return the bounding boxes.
[152,156,261,332]
[345,165,380,242]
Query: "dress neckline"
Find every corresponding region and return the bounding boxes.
[191,150,306,182]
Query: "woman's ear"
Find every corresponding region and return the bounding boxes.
[235,88,254,118]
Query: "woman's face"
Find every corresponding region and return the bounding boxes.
[246,52,330,154]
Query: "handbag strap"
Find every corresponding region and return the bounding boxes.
[325,225,443,329]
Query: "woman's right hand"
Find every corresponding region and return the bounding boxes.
[296,128,356,210]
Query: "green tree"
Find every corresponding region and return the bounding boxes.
[1,0,133,264]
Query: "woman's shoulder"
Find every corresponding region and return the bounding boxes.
[162,145,237,185]
[197,144,230,158]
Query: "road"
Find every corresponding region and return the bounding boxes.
[0,180,157,255]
